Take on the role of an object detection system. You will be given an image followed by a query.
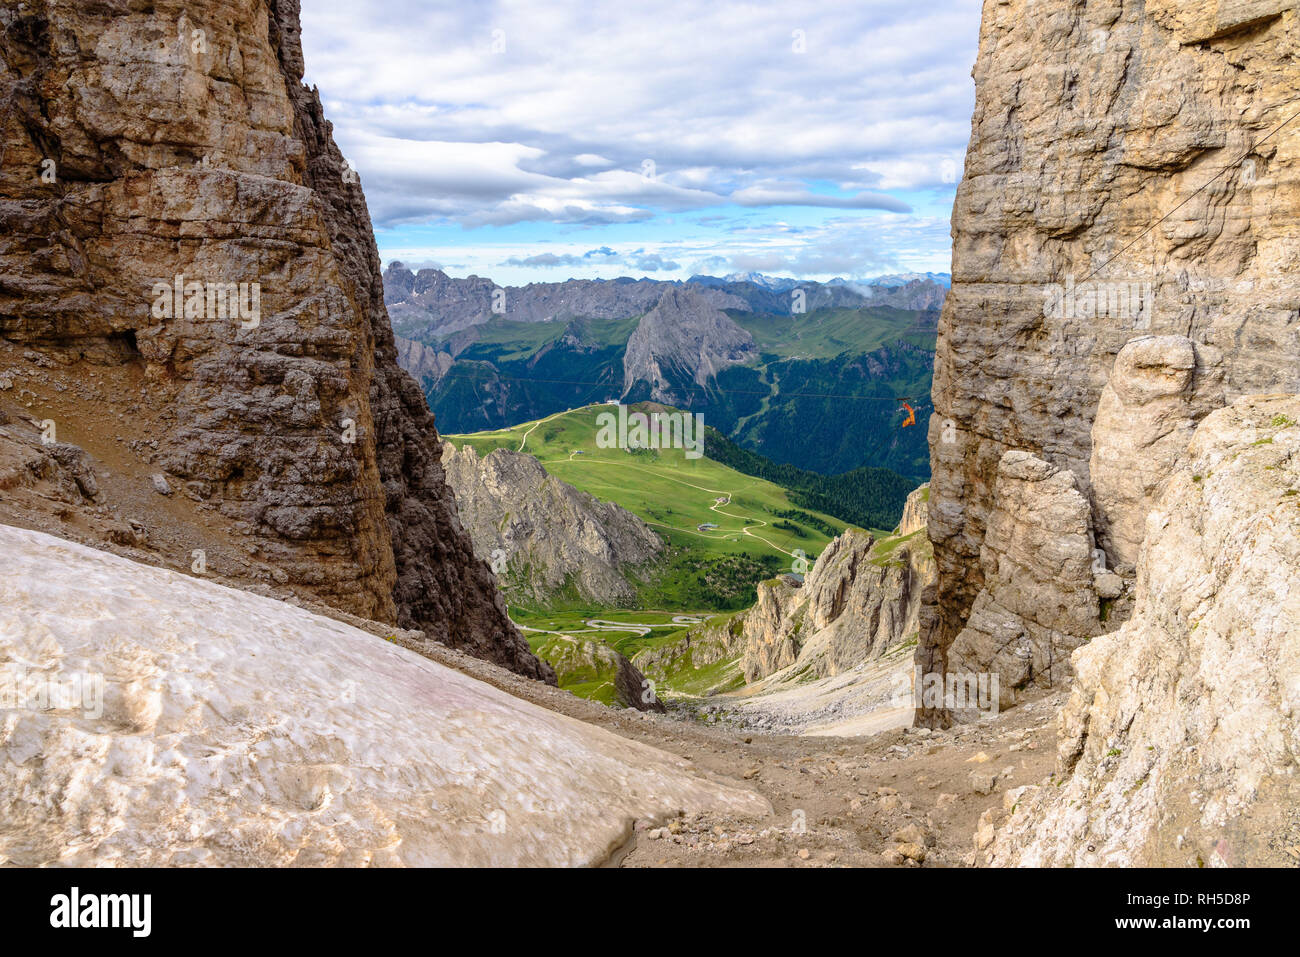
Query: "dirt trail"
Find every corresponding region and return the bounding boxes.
[401,633,1063,868]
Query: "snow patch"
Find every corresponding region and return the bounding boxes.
[0,525,767,866]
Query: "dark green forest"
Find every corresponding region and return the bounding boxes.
[413,306,936,479]
[703,427,918,532]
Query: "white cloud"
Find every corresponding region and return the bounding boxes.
[302,0,979,228]
[385,212,954,286]
[301,1,980,280]
[729,185,912,213]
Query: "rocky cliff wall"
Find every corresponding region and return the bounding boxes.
[742,485,936,685]
[922,0,1300,721]
[440,441,664,605]
[0,0,550,680]
[986,396,1300,866]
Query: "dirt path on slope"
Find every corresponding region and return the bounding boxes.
[400,634,1063,869]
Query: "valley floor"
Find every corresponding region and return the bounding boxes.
[697,646,916,738]
[404,634,1062,867]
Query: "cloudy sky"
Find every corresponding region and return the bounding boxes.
[300,0,982,285]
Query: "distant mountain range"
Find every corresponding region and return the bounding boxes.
[385,264,945,479]
[385,264,948,335]
[691,271,951,300]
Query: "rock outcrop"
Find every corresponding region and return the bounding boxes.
[741,575,805,682]
[944,452,1102,707]
[633,614,747,697]
[441,441,664,605]
[1089,335,1224,569]
[528,633,667,714]
[988,396,1300,866]
[0,0,550,680]
[922,0,1300,720]
[0,524,764,865]
[898,482,929,536]
[622,287,756,404]
[394,335,454,386]
[741,488,936,685]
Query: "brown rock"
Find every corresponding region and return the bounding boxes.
[0,0,552,682]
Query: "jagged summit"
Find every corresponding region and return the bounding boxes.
[621,285,756,404]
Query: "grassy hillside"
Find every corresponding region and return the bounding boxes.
[447,402,923,708]
[730,304,937,360]
[517,609,747,703]
[446,403,874,610]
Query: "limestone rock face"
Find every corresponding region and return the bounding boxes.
[440,442,664,605]
[945,451,1102,707]
[0,0,549,680]
[622,286,756,404]
[742,523,936,684]
[989,396,1300,867]
[741,576,805,682]
[898,483,930,537]
[923,0,1300,715]
[394,336,454,386]
[1090,336,1224,569]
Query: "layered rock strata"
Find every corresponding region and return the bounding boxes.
[922,0,1300,722]
[0,0,550,680]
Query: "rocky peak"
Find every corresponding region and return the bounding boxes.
[383,261,417,302]
[0,0,551,682]
[622,285,756,404]
[897,483,929,537]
